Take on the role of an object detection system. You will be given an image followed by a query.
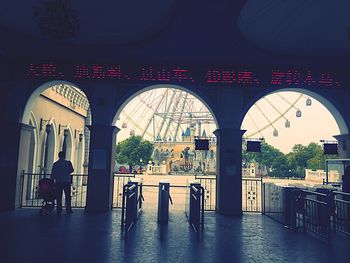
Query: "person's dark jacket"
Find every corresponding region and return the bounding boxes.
[51,159,74,183]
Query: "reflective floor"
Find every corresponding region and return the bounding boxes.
[0,207,349,263]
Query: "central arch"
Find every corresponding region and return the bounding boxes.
[111,84,219,211]
[112,84,219,128]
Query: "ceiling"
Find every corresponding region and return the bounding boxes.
[0,0,349,67]
[239,0,350,56]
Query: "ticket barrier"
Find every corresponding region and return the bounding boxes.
[121,179,143,233]
[131,178,143,217]
[158,180,173,224]
[186,180,204,232]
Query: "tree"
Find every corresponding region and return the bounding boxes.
[286,142,337,178]
[243,142,285,171]
[243,141,339,178]
[270,155,291,178]
[116,136,154,172]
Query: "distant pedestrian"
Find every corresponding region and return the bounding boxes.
[51,151,74,215]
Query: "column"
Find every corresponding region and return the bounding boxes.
[334,134,350,158]
[85,124,119,212]
[0,121,23,211]
[214,128,245,216]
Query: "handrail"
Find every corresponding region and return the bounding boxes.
[113,173,136,177]
[303,198,328,206]
[21,172,88,176]
[301,190,328,197]
[191,185,199,192]
[128,184,136,191]
[333,191,350,197]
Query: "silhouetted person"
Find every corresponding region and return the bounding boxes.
[343,165,350,230]
[343,165,350,193]
[51,151,74,215]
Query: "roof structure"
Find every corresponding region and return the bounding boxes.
[0,1,349,68]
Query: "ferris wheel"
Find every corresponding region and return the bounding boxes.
[116,89,312,142]
[116,88,217,142]
[242,92,312,139]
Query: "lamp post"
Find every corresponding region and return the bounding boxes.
[139,158,143,174]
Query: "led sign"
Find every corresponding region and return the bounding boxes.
[25,63,343,88]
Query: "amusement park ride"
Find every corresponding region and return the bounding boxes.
[116,88,313,174]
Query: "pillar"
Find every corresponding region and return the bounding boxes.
[85,124,119,212]
[0,121,23,211]
[334,134,350,158]
[214,128,245,216]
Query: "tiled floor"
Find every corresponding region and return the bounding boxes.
[0,207,349,263]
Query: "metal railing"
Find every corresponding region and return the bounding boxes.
[323,179,342,187]
[296,190,332,242]
[195,175,263,212]
[20,172,88,208]
[263,183,350,242]
[242,177,263,212]
[195,175,216,211]
[262,183,299,227]
[332,191,350,236]
[112,173,135,208]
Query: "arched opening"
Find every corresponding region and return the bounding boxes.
[45,119,57,174]
[22,115,38,201]
[17,81,91,208]
[112,84,218,211]
[62,127,73,164]
[240,89,347,212]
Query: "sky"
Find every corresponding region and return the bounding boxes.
[241,91,339,153]
[116,89,340,154]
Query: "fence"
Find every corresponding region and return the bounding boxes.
[296,190,332,242]
[195,175,216,211]
[242,177,263,212]
[195,175,263,212]
[332,191,350,235]
[112,173,135,208]
[20,172,88,208]
[262,183,298,227]
[263,183,350,242]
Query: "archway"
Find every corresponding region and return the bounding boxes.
[112,84,219,211]
[22,114,39,202]
[17,81,91,208]
[240,88,347,212]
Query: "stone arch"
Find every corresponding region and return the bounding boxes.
[21,80,91,125]
[45,118,58,173]
[241,88,348,135]
[64,125,74,163]
[112,84,219,129]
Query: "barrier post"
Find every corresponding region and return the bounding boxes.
[158,179,171,224]
[186,180,202,232]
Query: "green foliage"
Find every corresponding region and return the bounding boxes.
[243,141,338,178]
[116,136,154,169]
[270,155,291,178]
[243,142,284,170]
